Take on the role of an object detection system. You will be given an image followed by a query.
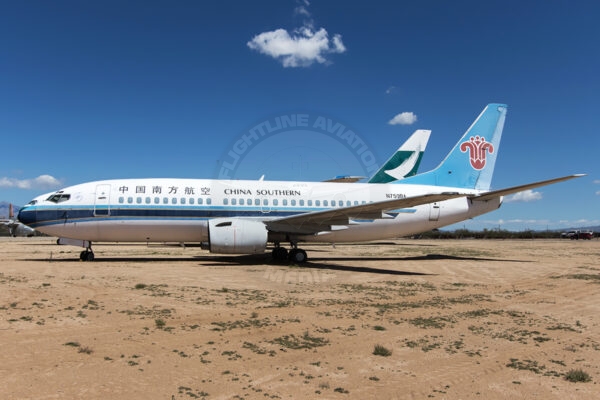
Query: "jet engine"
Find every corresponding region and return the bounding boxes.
[205,218,268,254]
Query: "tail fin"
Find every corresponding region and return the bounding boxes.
[368,129,431,183]
[400,104,507,190]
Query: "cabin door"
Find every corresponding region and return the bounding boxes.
[429,202,440,221]
[94,184,111,216]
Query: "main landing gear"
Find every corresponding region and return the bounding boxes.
[271,242,308,263]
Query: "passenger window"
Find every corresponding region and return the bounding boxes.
[207,198,212,205]
[291,200,296,206]
[223,198,229,205]
[273,199,278,206]
[299,200,304,206]
[315,200,320,206]
[263,199,268,206]
[283,199,288,206]
[136,197,142,204]
[231,199,237,205]
[255,199,260,206]
[128,197,133,204]
[239,199,244,205]
[181,198,186,205]
[189,198,194,205]
[308,200,312,206]
[198,198,203,205]
[354,201,358,206]
[154,197,160,204]
[346,201,351,207]
[323,200,328,207]
[119,197,124,204]
[171,198,177,204]
[163,197,169,204]
[145,197,151,204]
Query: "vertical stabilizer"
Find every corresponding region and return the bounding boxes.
[401,104,507,190]
[368,129,431,183]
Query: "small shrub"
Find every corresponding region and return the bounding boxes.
[373,344,392,357]
[134,283,147,289]
[565,369,591,383]
[155,319,166,329]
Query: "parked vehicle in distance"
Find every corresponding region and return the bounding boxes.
[561,230,594,240]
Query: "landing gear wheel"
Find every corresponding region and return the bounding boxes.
[80,250,95,261]
[288,248,307,263]
[272,247,288,261]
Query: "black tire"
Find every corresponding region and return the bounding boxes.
[272,247,288,261]
[288,248,307,263]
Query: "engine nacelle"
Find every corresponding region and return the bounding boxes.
[207,218,268,254]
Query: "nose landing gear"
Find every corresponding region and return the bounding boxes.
[79,249,95,261]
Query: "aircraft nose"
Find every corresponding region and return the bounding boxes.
[17,207,36,226]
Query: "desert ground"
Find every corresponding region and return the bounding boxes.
[1,237,598,400]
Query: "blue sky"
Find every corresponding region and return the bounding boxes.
[1,0,598,230]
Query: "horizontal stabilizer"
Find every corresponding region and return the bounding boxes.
[471,174,585,201]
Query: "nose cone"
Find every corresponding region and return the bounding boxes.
[17,207,36,226]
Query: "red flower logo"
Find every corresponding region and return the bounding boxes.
[460,136,494,170]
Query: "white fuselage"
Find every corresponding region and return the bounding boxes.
[19,178,501,244]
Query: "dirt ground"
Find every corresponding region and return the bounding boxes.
[1,237,599,400]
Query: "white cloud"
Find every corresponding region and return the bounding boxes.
[593,179,600,184]
[247,27,346,68]
[505,189,542,203]
[596,190,600,196]
[248,1,345,68]
[294,0,311,18]
[385,86,397,95]
[0,175,62,190]
[388,112,417,125]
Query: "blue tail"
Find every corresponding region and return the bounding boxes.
[400,104,507,190]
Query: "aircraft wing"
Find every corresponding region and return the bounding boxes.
[266,192,465,234]
[323,175,367,183]
[471,174,585,201]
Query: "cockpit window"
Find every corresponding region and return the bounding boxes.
[46,192,71,203]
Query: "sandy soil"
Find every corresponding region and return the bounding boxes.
[1,237,599,399]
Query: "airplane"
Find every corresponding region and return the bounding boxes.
[17,104,583,262]
[325,129,431,183]
[1,203,36,237]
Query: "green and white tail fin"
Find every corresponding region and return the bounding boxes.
[368,129,430,183]
[401,104,507,190]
